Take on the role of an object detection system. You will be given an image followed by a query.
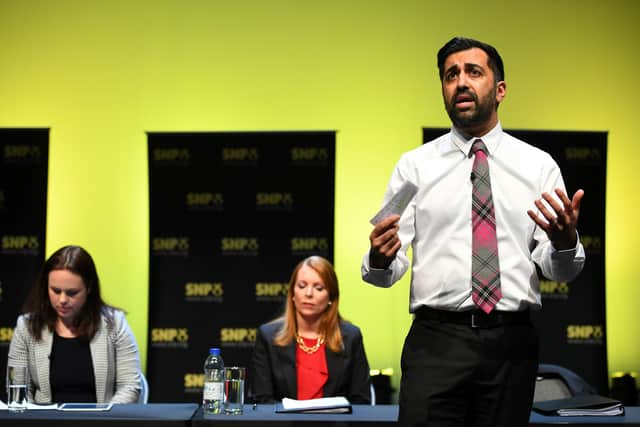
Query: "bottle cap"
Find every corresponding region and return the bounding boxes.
[209,348,220,356]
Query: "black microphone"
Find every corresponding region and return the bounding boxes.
[470,171,476,181]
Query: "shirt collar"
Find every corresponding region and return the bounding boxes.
[451,122,503,158]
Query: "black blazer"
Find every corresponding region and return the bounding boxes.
[250,319,371,404]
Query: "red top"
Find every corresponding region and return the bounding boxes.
[296,337,328,400]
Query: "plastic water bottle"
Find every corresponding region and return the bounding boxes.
[203,347,224,414]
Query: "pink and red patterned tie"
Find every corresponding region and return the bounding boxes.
[471,139,501,313]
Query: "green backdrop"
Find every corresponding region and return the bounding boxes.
[1,0,638,395]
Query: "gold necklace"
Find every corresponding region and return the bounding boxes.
[296,335,325,354]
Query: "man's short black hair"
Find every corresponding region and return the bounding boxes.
[437,37,505,83]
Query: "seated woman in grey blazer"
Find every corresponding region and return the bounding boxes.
[250,256,371,404]
[8,245,141,404]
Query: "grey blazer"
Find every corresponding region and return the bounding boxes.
[8,308,141,404]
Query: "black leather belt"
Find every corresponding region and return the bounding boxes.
[415,306,530,328]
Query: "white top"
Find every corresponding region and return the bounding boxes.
[362,123,586,312]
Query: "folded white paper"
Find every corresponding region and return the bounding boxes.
[370,181,418,225]
[277,396,351,413]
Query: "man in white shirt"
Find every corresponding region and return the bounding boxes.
[362,37,585,427]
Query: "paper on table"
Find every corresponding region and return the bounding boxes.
[282,396,349,410]
[557,405,624,416]
[27,402,59,410]
[0,401,57,410]
[277,396,351,413]
[370,181,418,225]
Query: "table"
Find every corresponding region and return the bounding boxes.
[191,404,399,426]
[0,403,199,427]
[1,404,638,426]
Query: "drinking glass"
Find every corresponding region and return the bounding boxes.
[223,366,245,415]
[6,365,28,412]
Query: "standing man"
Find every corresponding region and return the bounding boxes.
[362,37,585,427]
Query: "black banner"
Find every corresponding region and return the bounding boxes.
[423,128,608,394]
[0,129,49,400]
[147,131,335,402]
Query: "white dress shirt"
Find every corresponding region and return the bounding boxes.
[362,123,585,313]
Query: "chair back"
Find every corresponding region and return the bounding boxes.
[138,372,149,404]
[370,383,376,406]
[534,364,596,402]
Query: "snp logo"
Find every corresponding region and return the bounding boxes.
[581,235,602,253]
[3,144,42,162]
[0,189,5,210]
[184,373,205,393]
[565,147,601,162]
[152,148,190,165]
[256,192,293,211]
[186,192,224,211]
[539,280,569,300]
[255,282,288,301]
[220,328,257,347]
[152,237,189,256]
[291,237,329,255]
[185,282,224,302]
[0,327,14,344]
[222,147,259,164]
[150,328,189,348]
[1,235,40,255]
[291,147,329,164]
[567,324,604,345]
[221,237,259,256]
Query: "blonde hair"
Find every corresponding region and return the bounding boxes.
[273,256,343,353]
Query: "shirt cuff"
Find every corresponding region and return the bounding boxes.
[550,230,584,258]
[361,254,395,287]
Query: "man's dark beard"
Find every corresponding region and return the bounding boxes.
[446,87,497,131]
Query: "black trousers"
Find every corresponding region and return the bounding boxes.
[398,309,538,427]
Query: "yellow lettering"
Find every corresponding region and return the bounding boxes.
[152,237,189,251]
[256,283,288,297]
[222,238,258,252]
[220,328,257,343]
[567,325,603,340]
[1,235,39,250]
[0,327,14,341]
[184,373,205,388]
[151,328,189,342]
[153,148,190,161]
[540,280,569,294]
[185,283,224,297]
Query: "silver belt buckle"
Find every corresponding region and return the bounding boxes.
[471,313,479,328]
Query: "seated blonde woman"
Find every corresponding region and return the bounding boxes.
[251,255,371,403]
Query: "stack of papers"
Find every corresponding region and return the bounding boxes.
[533,394,624,416]
[0,401,58,410]
[276,396,352,414]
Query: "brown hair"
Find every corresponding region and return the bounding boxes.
[273,256,344,353]
[23,245,116,340]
